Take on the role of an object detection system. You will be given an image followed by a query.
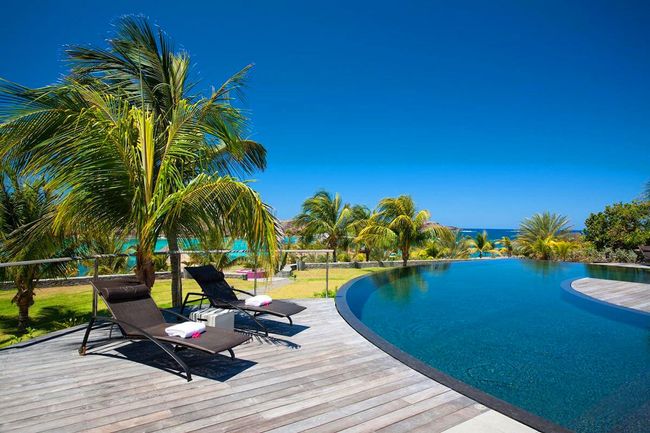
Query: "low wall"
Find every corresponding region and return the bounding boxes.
[302,259,459,269]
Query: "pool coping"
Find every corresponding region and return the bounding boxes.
[335,266,573,433]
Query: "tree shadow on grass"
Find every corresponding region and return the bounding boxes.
[0,306,94,345]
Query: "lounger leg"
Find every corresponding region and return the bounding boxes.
[287,316,293,326]
[151,341,192,382]
[228,348,235,360]
[79,317,95,356]
[252,318,269,337]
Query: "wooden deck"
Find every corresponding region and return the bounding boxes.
[0,299,535,433]
[571,278,650,313]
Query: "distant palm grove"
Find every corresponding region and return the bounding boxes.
[288,189,650,266]
[0,16,649,332]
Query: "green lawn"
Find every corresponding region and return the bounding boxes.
[0,267,385,347]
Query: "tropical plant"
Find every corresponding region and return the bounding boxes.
[62,17,270,305]
[0,18,280,298]
[468,230,495,258]
[583,201,650,250]
[348,204,389,261]
[294,191,352,262]
[517,212,572,260]
[357,195,432,266]
[186,231,241,270]
[81,231,134,276]
[0,167,76,329]
[425,226,472,259]
[550,240,576,261]
[496,236,514,257]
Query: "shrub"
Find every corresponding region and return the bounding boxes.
[353,253,366,262]
[584,201,650,250]
[313,287,338,298]
[336,252,351,262]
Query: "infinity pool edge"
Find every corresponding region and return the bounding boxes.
[335,266,572,433]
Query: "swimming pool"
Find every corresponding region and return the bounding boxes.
[337,259,650,433]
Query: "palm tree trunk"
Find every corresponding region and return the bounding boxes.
[402,247,409,267]
[166,231,182,307]
[15,284,34,331]
[365,248,370,262]
[135,246,156,288]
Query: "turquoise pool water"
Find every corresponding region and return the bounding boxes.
[343,259,650,433]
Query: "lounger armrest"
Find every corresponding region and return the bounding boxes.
[161,309,192,322]
[180,292,210,315]
[93,316,159,341]
[232,287,255,297]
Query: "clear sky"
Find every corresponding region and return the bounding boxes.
[1,1,648,228]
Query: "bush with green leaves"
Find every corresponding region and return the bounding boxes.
[584,201,650,250]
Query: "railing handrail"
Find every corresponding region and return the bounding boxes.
[0,248,335,268]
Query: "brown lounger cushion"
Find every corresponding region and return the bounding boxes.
[99,284,151,302]
[145,324,250,354]
[230,299,306,317]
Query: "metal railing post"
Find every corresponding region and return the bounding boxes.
[325,252,329,299]
[92,257,99,316]
[253,253,258,296]
[175,252,183,305]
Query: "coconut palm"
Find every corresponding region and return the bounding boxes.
[63,16,268,305]
[357,195,432,267]
[348,204,386,261]
[0,167,76,329]
[468,230,495,258]
[294,191,351,262]
[0,81,278,292]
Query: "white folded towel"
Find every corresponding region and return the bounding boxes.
[245,295,273,307]
[165,321,206,338]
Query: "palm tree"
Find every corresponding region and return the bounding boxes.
[0,167,75,329]
[468,230,494,258]
[61,17,269,305]
[357,195,432,267]
[426,226,472,259]
[294,191,351,262]
[187,229,241,270]
[496,236,514,257]
[517,212,572,260]
[81,231,134,276]
[348,205,380,261]
[0,24,279,291]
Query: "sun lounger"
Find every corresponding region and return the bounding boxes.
[182,265,306,336]
[79,278,250,381]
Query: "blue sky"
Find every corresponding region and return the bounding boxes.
[1,1,649,228]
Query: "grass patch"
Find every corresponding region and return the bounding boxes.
[0,267,385,347]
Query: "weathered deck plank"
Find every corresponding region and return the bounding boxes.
[571,277,650,312]
[0,299,534,432]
